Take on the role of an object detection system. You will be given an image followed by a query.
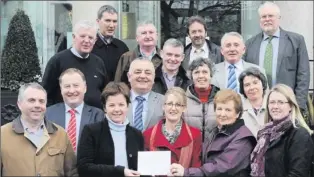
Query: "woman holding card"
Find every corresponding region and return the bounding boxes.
[143,87,202,168]
[77,82,144,177]
[170,89,256,177]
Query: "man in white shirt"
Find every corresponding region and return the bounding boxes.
[182,15,224,70]
[212,32,266,92]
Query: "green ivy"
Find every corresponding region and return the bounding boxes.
[1,9,41,91]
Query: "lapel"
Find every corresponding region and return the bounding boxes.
[214,63,226,88]
[55,104,66,128]
[252,32,263,64]
[144,92,157,130]
[127,104,134,126]
[276,29,288,75]
[79,104,92,140]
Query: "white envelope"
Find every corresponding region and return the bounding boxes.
[137,151,171,176]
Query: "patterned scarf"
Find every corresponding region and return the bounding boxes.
[162,119,183,144]
[250,115,293,177]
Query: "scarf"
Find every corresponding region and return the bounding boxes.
[250,115,293,177]
[195,86,211,103]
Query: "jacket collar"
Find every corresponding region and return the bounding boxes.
[187,84,220,103]
[95,33,119,48]
[134,45,162,60]
[153,119,192,149]
[154,64,189,81]
[12,116,58,134]
[243,94,268,112]
[218,119,245,136]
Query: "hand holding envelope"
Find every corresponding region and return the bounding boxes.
[137,151,171,176]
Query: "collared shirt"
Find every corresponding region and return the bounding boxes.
[162,68,178,89]
[20,118,45,148]
[130,90,150,126]
[98,31,113,45]
[189,42,209,64]
[65,102,84,142]
[224,59,244,92]
[140,48,157,60]
[259,28,280,86]
[70,47,90,59]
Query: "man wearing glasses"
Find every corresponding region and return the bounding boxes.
[42,20,109,109]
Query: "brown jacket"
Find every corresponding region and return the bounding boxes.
[114,46,162,85]
[1,117,77,176]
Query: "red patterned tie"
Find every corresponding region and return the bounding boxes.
[68,109,77,151]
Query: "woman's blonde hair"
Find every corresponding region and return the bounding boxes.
[265,84,313,134]
[164,87,187,107]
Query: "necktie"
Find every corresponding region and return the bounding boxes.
[68,109,77,151]
[264,36,273,87]
[134,96,145,131]
[227,64,238,92]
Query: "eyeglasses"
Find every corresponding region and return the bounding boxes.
[268,100,289,106]
[164,102,185,108]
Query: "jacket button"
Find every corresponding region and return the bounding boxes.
[129,154,132,158]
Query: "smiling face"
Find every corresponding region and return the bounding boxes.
[136,24,158,47]
[60,72,87,108]
[97,12,118,37]
[188,21,207,48]
[128,60,155,95]
[215,100,239,127]
[161,45,184,73]
[243,75,264,101]
[267,91,291,121]
[163,94,186,123]
[72,27,97,55]
[192,64,211,89]
[105,94,129,124]
[17,87,47,122]
[221,35,246,64]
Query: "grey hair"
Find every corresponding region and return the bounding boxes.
[73,20,97,36]
[258,1,281,16]
[18,82,47,102]
[186,15,207,34]
[97,5,118,19]
[188,57,215,80]
[238,67,268,99]
[221,32,245,46]
[162,38,184,51]
[136,20,157,35]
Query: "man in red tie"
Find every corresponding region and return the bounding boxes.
[46,68,104,152]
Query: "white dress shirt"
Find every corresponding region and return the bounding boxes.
[189,42,209,64]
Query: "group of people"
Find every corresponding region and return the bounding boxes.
[1,1,313,177]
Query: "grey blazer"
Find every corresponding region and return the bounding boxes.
[211,60,267,89]
[243,28,310,110]
[127,91,164,132]
[45,103,104,141]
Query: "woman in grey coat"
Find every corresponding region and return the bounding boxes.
[183,57,220,143]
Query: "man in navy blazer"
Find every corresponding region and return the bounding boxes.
[243,2,310,115]
[46,68,104,151]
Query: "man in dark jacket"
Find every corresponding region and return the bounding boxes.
[92,5,129,81]
[152,38,190,95]
[182,15,224,70]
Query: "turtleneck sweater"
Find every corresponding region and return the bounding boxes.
[106,115,129,168]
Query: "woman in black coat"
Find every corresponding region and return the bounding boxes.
[250,84,314,177]
[77,82,144,177]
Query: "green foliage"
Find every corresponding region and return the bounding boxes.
[1,9,41,91]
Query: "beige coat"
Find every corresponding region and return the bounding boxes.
[241,95,267,138]
[183,85,219,141]
[1,117,77,176]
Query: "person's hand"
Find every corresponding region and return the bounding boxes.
[124,168,141,177]
[170,163,184,176]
